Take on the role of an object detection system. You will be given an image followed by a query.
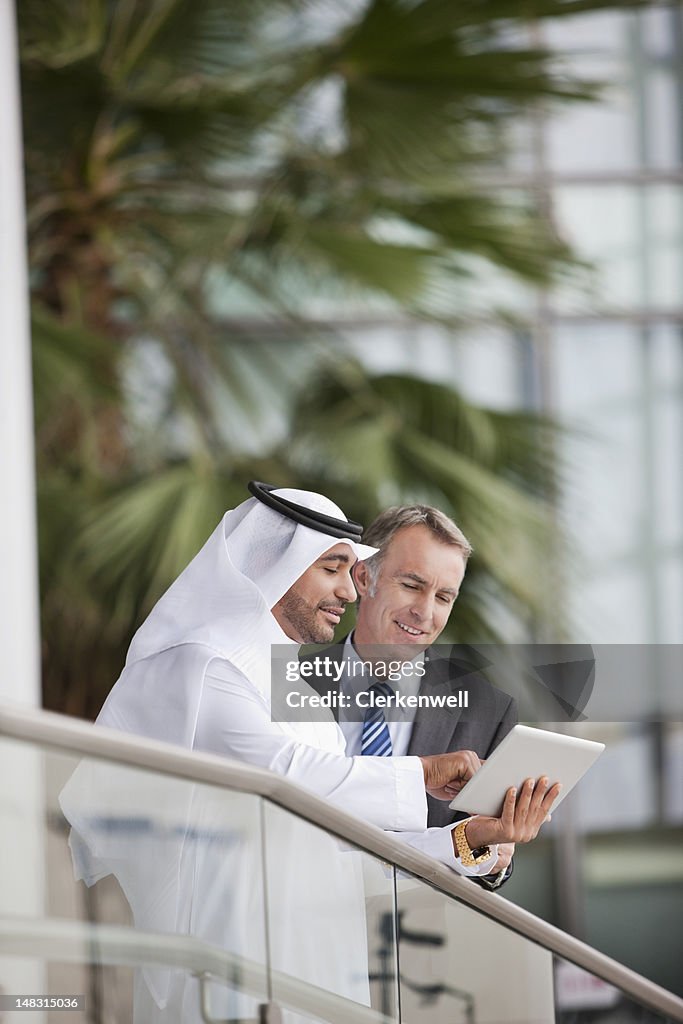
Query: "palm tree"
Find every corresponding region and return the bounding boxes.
[19,0,642,716]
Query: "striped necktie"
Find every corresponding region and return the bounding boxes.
[360,681,394,756]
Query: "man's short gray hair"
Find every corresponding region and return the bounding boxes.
[361,505,472,592]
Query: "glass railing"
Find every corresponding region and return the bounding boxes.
[396,871,554,1024]
[0,704,681,1024]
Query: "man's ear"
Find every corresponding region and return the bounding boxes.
[352,559,372,597]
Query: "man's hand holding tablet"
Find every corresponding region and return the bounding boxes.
[462,776,561,845]
[438,725,604,871]
[419,749,560,873]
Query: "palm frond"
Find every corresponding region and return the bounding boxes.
[288,366,563,632]
[21,0,632,712]
[73,464,233,621]
[31,308,119,414]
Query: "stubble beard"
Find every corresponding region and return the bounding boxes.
[277,590,335,644]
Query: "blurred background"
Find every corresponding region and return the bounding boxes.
[14,0,683,998]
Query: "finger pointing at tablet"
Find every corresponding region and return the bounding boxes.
[420,750,482,800]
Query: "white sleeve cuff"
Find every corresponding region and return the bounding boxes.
[341,755,428,832]
[391,756,428,831]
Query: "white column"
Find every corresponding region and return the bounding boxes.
[0,0,41,706]
[0,3,46,1018]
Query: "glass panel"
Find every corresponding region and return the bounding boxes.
[552,186,683,314]
[552,188,643,311]
[263,801,398,1023]
[654,395,683,546]
[554,327,643,613]
[554,954,679,1021]
[553,321,642,412]
[659,558,683,646]
[573,725,656,832]
[664,722,683,824]
[642,4,679,58]
[538,6,638,175]
[448,328,527,411]
[647,187,683,309]
[645,69,681,170]
[542,10,629,55]
[342,319,531,407]
[0,736,268,1023]
[396,872,555,1024]
[652,324,683,389]
[546,63,638,174]
[541,8,683,174]
[550,320,683,644]
[565,568,650,645]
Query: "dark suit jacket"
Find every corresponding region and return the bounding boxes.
[301,638,517,887]
[403,645,516,827]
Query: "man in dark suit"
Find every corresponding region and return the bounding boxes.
[306,504,520,888]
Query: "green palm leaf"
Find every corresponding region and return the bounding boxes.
[20,0,635,713]
[287,366,564,633]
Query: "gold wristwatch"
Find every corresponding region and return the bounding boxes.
[453,820,491,866]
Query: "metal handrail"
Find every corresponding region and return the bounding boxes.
[0,916,391,1024]
[2,702,682,1022]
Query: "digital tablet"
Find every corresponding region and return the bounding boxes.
[449,724,605,817]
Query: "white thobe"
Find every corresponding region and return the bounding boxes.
[194,648,498,876]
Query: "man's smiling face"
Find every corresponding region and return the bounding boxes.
[271,543,357,644]
[352,525,466,651]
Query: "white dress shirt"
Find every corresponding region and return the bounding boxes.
[338,633,427,756]
[194,648,498,877]
[336,633,507,884]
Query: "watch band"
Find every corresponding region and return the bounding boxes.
[453,820,491,867]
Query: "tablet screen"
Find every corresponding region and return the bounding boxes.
[449,724,605,817]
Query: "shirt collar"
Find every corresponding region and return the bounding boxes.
[343,632,425,700]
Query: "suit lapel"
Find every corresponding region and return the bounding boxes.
[406,650,463,757]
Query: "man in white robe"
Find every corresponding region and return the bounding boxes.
[62,484,557,1021]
